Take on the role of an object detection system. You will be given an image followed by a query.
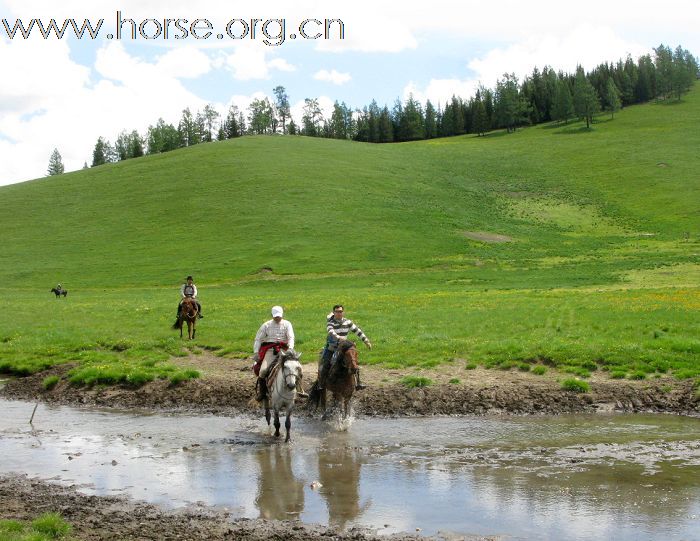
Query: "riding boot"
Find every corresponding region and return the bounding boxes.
[355,368,367,391]
[255,377,267,402]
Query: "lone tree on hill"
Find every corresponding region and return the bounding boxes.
[47,148,64,176]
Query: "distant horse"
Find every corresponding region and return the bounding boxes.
[309,341,357,421]
[263,349,303,442]
[172,297,198,339]
[50,288,68,298]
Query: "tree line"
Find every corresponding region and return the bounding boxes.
[80,44,697,169]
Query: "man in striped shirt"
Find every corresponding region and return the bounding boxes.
[318,304,372,391]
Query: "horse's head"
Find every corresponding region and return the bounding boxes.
[339,341,358,372]
[181,297,198,319]
[280,349,302,390]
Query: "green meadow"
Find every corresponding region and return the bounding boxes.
[1,85,698,385]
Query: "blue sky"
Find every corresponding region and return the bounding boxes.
[1,0,698,185]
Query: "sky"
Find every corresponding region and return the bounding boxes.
[0,0,698,186]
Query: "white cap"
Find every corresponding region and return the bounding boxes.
[271,306,283,318]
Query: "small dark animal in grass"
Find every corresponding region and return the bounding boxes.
[308,341,358,420]
[50,288,68,298]
[173,296,198,339]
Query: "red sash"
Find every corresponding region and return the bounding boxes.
[253,342,288,375]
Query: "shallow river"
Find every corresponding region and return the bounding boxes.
[1,399,699,540]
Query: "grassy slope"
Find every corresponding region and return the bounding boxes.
[1,85,698,383]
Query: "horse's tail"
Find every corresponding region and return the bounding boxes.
[172,318,181,330]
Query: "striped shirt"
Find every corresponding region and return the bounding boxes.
[254,319,295,354]
[326,314,369,350]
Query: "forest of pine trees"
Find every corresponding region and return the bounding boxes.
[87,44,698,166]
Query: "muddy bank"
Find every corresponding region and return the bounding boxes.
[2,359,698,416]
[0,474,491,541]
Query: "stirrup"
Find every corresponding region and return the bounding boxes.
[355,383,367,390]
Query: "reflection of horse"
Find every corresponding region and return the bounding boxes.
[264,349,303,442]
[318,440,370,528]
[172,297,198,339]
[255,446,305,520]
[309,341,357,420]
[50,288,68,298]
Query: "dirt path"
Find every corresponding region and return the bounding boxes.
[2,353,698,416]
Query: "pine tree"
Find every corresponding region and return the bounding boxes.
[273,86,291,134]
[47,148,64,176]
[605,78,622,119]
[424,100,437,139]
[573,68,600,128]
[91,137,107,167]
[472,99,489,136]
[552,78,574,123]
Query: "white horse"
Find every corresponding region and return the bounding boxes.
[264,349,303,442]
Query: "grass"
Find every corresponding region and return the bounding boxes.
[0,513,72,540]
[562,378,590,393]
[400,376,434,388]
[42,375,60,390]
[0,85,699,386]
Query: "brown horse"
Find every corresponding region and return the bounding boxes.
[309,341,358,420]
[50,288,67,298]
[173,297,198,339]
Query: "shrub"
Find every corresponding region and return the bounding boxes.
[674,368,699,380]
[42,376,60,390]
[610,370,627,379]
[125,371,154,387]
[563,366,591,378]
[449,378,460,384]
[169,370,200,386]
[580,360,598,371]
[31,512,72,538]
[628,371,647,380]
[400,376,433,388]
[532,365,547,375]
[518,362,531,372]
[498,360,517,371]
[561,378,590,393]
[465,362,477,370]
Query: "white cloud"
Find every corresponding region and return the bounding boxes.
[290,95,335,127]
[0,41,215,185]
[403,24,651,106]
[314,69,351,85]
[467,24,649,86]
[223,44,296,80]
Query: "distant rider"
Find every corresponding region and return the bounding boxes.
[177,275,203,318]
[318,305,372,392]
[253,306,306,400]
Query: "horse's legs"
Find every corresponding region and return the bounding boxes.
[285,409,292,443]
[264,398,271,426]
[320,390,329,421]
[192,325,196,340]
[273,409,281,438]
[179,321,183,338]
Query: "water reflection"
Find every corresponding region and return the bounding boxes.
[317,441,371,528]
[1,401,699,540]
[255,446,304,520]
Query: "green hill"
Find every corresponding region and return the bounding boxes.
[1,85,698,385]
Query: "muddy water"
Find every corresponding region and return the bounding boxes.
[1,399,699,540]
